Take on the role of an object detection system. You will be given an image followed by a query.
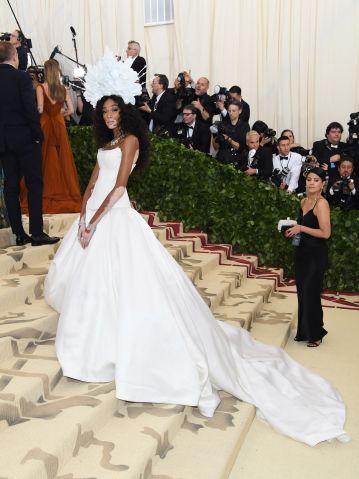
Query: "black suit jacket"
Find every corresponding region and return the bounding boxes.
[173,121,211,153]
[238,146,273,179]
[149,90,177,134]
[0,64,42,153]
[312,139,349,178]
[131,56,147,85]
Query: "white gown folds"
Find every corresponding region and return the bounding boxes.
[45,147,349,447]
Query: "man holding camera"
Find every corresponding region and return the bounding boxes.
[9,29,27,71]
[139,74,177,136]
[327,157,358,211]
[172,105,211,153]
[217,85,250,123]
[212,101,249,164]
[271,136,303,194]
[237,130,273,179]
[191,77,216,126]
[312,122,349,179]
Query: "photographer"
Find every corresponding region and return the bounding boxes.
[9,30,27,71]
[212,100,249,164]
[191,77,216,126]
[312,122,349,179]
[271,136,303,194]
[172,105,211,153]
[172,71,195,117]
[237,130,273,179]
[327,157,358,211]
[139,74,177,137]
[252,120,277,154]
[217,85,250,123]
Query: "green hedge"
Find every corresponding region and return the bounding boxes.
[68,126,359,292]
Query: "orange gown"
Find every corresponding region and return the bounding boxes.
[21,85,82,214]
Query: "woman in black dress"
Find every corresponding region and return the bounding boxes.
[286,168,330,347]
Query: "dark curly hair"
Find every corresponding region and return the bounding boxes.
[93,95,150,170]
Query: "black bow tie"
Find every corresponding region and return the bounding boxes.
[280,156,288,160]
[188,125,194,129]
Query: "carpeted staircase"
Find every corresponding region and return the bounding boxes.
[0,212,298,479]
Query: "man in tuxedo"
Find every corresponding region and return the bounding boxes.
[271,135,303,194]
[327,157,359,211]
[126,40,146,85]
[172,104,211,153]
[312,122,349,179]
[191,77,216,126]
[139,74,177,136]
[0,42,59,246]
[237,130,273,179]
[217,85,250,123]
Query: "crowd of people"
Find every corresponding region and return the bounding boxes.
[1,36,358,239]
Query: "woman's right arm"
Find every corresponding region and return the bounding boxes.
[36,85,44,114]
[79,161,100,221]
[77,161,100,240]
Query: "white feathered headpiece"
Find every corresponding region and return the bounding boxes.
[84,48,142,107]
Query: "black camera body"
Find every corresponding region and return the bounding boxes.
[210,121,228,144]
[153,125,171,139]
[136,87,151,107]
[239,156,259,172]
[211,85,230,108]
[347,111,359,145]
[271,167,289,187]
[263,127,276,138]
[0,32,11,41]
[332,176,352,196]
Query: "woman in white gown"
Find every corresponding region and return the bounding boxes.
[45,92,349,447]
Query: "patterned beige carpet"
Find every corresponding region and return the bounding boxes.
[0,212,354,478]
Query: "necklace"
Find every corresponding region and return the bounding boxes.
[110,131,126,146]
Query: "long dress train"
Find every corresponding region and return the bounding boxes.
[21,84,82,214]
[44,147,349,447]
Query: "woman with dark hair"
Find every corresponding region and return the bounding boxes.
[21,59,82,213]
[286,168,330,347]
[44,52,349,446]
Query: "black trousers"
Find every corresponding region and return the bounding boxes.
[0,142,43,235]
[294,245,328,342]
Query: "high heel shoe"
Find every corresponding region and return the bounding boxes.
[307,339,322,348]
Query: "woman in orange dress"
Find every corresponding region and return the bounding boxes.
[21,60,82,213]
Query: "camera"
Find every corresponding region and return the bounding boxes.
[301,155,317,175]
[210,121,228,144]
[153,125,171,139]
[239,155,259,172]
[211,84,230,107]
[263,127,276,138]
[175,72,195,103]
[27,65,45,83]
[332,177,352,196]
[136,86,151,107]
[271,167,290,187]
[175,126,194,149]
[0,32,10,41]
[347,111,359,145]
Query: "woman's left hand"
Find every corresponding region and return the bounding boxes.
[285,224,301,237]
[79,227,96,249]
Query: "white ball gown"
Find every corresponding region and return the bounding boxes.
[45,147,349,447]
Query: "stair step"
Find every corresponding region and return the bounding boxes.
[151,392,255,479]
[0,383,119,478]
[0,274,45,314]
[57,402,189,479]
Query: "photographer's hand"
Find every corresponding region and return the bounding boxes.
[216,100,225,111]
[330,154,341,163]
[244,167,257,176]
[139,103,151,113]
[348,179,355,191]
